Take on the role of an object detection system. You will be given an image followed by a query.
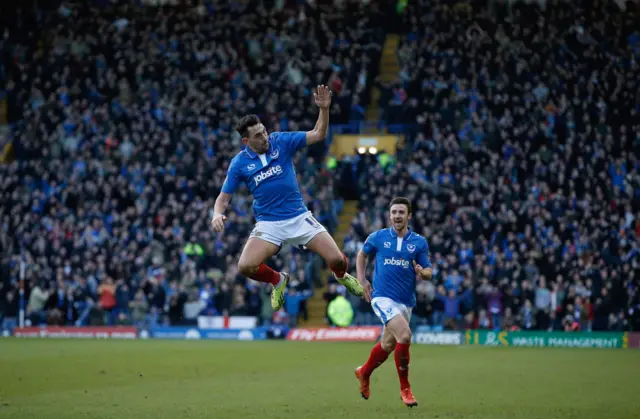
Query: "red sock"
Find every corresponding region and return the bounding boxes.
[394,343,411,390]
[362,342,391,378]
[330,253,348,279]
[251,264,281,286]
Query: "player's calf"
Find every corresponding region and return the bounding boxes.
[329,253,348,278]
[238,261,288,310]
[238,262,277,285]
[361,341,392,378]
[237,238,289,310]
[394,342,411,389]
[384,316,413,393]
[327,253,363,296]
[356,325,396,400]
[237,237,282,285]
[305,232,364,296]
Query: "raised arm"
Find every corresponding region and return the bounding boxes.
[306,85,331,145]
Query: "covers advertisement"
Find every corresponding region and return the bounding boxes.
[412,331,464,345]
[286,327,382,342]
[13,326,138,339]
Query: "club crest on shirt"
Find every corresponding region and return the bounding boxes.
[407,244,416,253]
[384,242,391,249]
[270,149,279,159]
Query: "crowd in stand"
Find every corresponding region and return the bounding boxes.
[2,0,640,333]
[340,0,640,332]
[0,0,384,329]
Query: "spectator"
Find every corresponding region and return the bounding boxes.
[534,277,550,323]
[230,292,248,317]
[129,290,149,328]
[184,291,205,324]
[486,287,503,330]
[27,281,49,325]
[1,290,19,331]
[519,300,536,331]
[168,291,188,326]
[45,281,68,326]
[435,285,472,328]
[98,277,117,325]
[503,307,517,331]
[477,309,491,330]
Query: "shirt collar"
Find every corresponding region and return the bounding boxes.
[243,146,258,159]
[243,142,271,159]
[389,227,412,239]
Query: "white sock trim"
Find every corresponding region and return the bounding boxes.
[274,273,285,288]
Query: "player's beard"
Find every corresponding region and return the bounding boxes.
[393,218,407,231]
[248,139,268,154]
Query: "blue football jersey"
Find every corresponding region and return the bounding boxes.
[221,131,309,222]
[362,228,432,307]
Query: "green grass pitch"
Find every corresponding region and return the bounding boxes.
[0,339,639,419]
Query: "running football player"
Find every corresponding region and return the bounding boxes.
[354,197,433,408]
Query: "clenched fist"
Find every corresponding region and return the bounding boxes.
[211,213,227,233]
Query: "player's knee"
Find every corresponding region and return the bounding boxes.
[381,339,396,353]
[238,261,259,277]
[396,328,412,345]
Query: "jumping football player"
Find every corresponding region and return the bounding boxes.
[210,85,363,310]
[354,197,433,408]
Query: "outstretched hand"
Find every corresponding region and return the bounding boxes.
[314,85,332,109]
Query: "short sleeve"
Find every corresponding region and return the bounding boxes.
[362,232,378,256]
[416,240,432,268]
[274,131,307,155]
[221,163,242,194]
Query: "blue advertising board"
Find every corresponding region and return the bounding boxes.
[142,327,267,341]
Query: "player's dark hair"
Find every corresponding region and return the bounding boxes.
[235,114,261,138]
[390,197,412,214]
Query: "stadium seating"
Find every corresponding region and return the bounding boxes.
[0,0,384,328]
[340,0,640,332]
[1,0,639,333]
